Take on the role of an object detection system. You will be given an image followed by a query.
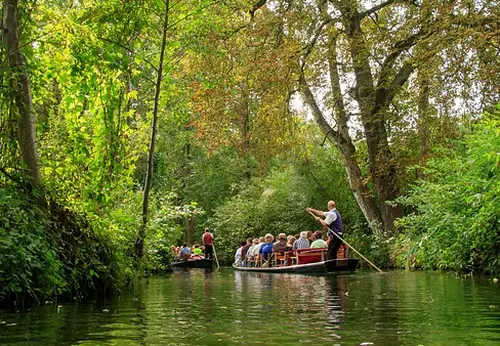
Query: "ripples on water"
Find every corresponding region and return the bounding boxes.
[1,270,500,345]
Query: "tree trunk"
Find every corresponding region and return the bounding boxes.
[417,69,431,179]
[186,216,194,246]
[2,0,41,188]
[338,1,404,232]
[136,0,170,260]
[326,35,383,230]
[299,70,383,231]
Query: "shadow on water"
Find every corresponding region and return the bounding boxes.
[1,269,500,345]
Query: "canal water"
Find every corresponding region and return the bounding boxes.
[1,269,499,345]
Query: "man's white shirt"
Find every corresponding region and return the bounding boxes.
[323,209,338,225]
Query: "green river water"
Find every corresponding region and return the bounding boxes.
[1,269,499,345]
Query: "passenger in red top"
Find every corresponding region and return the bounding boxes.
[202,228,214,259]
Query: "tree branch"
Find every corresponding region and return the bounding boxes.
[0,167,24,185]
[299,73,338,138]
[300,19,331,68]
[373,61,415,114]
[360,0,418,19]
[377,29,428,86]
[250,0,267,19]
[360,0,398,19]
[98,36,159,73]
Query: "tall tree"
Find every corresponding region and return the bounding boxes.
[137,0,170,260]
[294,0,497,232]
[2,0,41,188]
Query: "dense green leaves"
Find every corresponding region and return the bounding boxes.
[0,188,63,299]
[208,137,365,263]
[395,114,500,274]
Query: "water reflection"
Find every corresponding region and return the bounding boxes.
[1,270,500,345]
[325,276,346,329]
[233,271,348,342]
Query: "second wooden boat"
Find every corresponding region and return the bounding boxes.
[171,258,214,269]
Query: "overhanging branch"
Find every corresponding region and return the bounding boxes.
[299,73,338,139]
[250,0,267,19]
[360,0,398,19]
[360,0,418,19]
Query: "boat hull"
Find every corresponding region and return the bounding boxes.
[171,258,214,269]
[232,258,359,274]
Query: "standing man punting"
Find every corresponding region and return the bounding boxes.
[202,228,214,259]
[307,201,343,260]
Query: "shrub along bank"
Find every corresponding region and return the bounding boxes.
[0,185,134,309]
[346,115,499,275]
[393,115,499,274]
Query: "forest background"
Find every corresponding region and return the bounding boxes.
[0,0,498,307]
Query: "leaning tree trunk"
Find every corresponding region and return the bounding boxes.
[338,1,404,232]
[2,0,41,189]
[136,0,170,260]
[326,35,383,230]
[299,71,383,231]
[299,25,384,231]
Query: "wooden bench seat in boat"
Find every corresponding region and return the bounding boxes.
[296,248,327,264]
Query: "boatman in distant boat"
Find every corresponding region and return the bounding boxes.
[306,201,343,261]
[202,228,214,259]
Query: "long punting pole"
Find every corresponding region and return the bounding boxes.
[308,210,383,273]
[212,243,220,269]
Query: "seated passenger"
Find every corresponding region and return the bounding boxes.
[273,233,287,253]
[253,236,265,257]
[306,230,314,245]
[234,241,246,266]
[240,238,253,266]
[292,231,310,250]
[180,244,191,260]
[171,245,178,257]
[286,236,296,251]
[246,238,259,263]
[259,234,274,261]
[192,244,203,256]
[310,231,327,249]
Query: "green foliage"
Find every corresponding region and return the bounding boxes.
[1,0,497,310]
[182,146,248,225]
[0,183,131,306]
[208,142,366,264]
[343,227,393,269]
[395,114,500,274]
[0,186,64,300]
[144,193,202,272]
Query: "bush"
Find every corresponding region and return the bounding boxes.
[0,183,133,308]
[343,226,393,269]
[0,188,65,305]
[395,114,500,274]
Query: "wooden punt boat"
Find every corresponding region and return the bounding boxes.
[171,258,214,269]
[233,248,359,274]
[232,258,359,274]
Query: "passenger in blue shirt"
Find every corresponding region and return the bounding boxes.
[180,244,191,260]
[259,233,275,261]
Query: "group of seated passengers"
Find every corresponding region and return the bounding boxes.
[171,244,204,260]
[233,230,326,266]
